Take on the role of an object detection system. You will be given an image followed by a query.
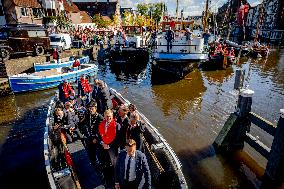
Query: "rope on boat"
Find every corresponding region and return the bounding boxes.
[61,134,82,189]
[142,135,165,173]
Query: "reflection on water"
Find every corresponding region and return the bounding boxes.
[152,70,206,119]
[0,49,283,189]
[0,89,56,188]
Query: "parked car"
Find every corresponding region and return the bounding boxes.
[72,40,84,48]
[49,33,72,51]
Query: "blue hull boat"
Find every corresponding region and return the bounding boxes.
[33,56,90,71]
[9,64,98,93]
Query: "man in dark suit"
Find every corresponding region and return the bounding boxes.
[115,139,151,189]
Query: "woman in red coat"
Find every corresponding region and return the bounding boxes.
[98,109,121,187]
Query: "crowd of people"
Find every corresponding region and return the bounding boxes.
[51,76,151,189]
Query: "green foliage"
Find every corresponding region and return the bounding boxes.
[56,14,72,30]
[152,3,163,22]
[92,14,112,28]
[136,2,165,22]
[43,16,57,24]
[137,3,148,16]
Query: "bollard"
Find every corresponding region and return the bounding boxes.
[213,89,254,152]
[236,89,254,117]
[262,109,284,188]
[234,69,245,90]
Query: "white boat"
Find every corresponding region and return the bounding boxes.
[152,20,208,78]
[34,56,89,71]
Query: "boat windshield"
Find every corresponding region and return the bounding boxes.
[49,36,61,42]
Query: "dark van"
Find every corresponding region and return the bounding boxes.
[0,24,50,60]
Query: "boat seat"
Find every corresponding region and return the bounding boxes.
[32,69,60,77]
[67,140,104,189]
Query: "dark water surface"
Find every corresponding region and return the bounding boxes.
[0,48,283,189]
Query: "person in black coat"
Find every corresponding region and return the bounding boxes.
[116,104,130,151]
[126,112,145,152]
[96,80,113,114]
[115,139,151,189]
[83,100,104,165]
[62,101,83,143]
[91,78,101,100]
[51,107,65,170]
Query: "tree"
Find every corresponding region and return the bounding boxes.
[122,11,135,25]
[56,13,72,30]
[112,14,120,27]
[152,3,163,23]
[137,3,148,16]
[92,14,112,28]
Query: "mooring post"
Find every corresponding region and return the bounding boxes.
[213,89,254,152]
[234,69,245,90]
[262,109,284,188]
[235,89,254,117]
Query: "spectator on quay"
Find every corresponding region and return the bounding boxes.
[52,48,60,63]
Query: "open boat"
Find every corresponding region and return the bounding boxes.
[44,88,188,189]
[34,56,90,71]
[9,64,98,93]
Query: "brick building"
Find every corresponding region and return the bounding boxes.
[3,0,44,25]
[246,0,284,44]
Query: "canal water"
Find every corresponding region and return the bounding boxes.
[0,48,283,189]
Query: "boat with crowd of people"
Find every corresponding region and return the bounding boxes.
[34,56,90,71]
[9,64,97,93]
[151,20,208,79]
[44,84,188,189]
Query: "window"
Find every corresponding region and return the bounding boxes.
[28,31,37,37]
[33,8,44,19]
[28,30,47,38]
[37,31,46,37]
[21,7,29,17]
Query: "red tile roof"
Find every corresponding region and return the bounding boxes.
[13,0,41,8]
[102,16,111,21]
[63,0,80,13]
[80,11,92,23]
